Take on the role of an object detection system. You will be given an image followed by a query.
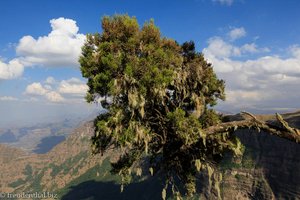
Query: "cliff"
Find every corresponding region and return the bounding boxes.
[220,111,300,200]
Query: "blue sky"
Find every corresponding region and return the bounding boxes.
[1,0,300,127]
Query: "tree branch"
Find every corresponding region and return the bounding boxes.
[204,113,300,143]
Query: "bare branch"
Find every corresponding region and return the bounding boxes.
[204,112,300,143]
[241,111,259,122]
[275,113,300,136]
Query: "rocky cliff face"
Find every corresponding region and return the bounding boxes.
[219,130,300,200]
[219,112,300,200]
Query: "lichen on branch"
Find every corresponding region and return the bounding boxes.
[80,15,300,199]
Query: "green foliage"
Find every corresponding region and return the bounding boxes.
[49,163,61,177]
[24,164,33,177]
[48,151,89,177]
[219,145,258,171]
[199,109,222,128]
[8,178,27,188]
[80,14,242,198]
[28,169,46,192]
[19,164,34,190]
[56,158,120,198]
[234,174,243,181]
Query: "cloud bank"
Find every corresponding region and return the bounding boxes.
[228,27,246,41]
[0,96,18,101]
[203,28,300,112]
[0,59,24,79]
[16,17,85,68]
[0,17,85,80]
[24,77,88,103]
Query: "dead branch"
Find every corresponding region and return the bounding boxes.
[204,113,300,143]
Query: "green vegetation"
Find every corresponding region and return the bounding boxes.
[49,163,61,177]
[234,174,243,181]
[220,146,256,170]
[62,151,88,175]
[9,164,34,190]
[80,14,240,198]
[28,169,46,192]
[8,178,26,188]
[57,158,120,198]
[24,164,33,179]
[48,151,89,177]
[241,148,256,169]
[80,14,300,199]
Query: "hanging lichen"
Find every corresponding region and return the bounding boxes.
[80,14,300,200]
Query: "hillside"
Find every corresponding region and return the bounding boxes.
[0,121,163,199]
[0,122,101,193]
[0,118,84,153]
[0,111,300,199]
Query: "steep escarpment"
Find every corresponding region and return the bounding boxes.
[220,112,300,200]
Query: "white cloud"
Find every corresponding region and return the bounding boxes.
[25,82,48,96]
[0,59,24,80]
[289,45,300,58]
[241,43,258,53]
[45,91,65,102]
[45,76,56,85]
[0,96,18,101]
[16,17,85,68]
[58,78,88,96]
[212,0,234,6]
[228,27,246,41]
[24,77,88,103]
[0,17,85,80]
[44,84,53,90]
[50,18,79,37]
[203,35,300,112]
[203,37,241,59]
[24,82,64,102]
[241,43,270,54]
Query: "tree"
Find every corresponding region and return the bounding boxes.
[80,15,300,199]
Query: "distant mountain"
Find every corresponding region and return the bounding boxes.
[0,129,17,143]
[0,117,85,153]
[33,135,66,154]
[0,111,300,199]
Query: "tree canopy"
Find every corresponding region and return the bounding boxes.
[80,15,300,199]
